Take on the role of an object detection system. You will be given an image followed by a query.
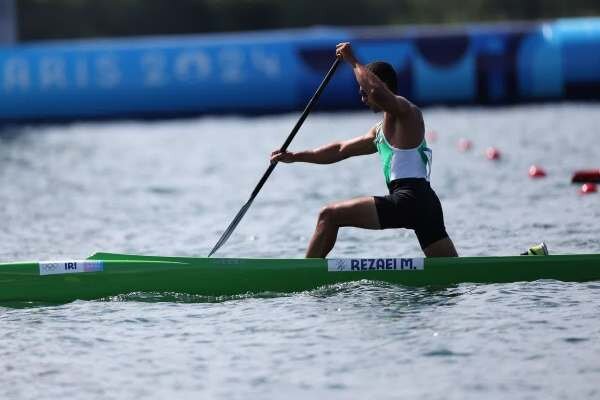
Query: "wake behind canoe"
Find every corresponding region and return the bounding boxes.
[1,253,599,303]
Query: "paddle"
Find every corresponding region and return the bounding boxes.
[208,57,341,257]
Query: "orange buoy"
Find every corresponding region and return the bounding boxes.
[457,138,472,152]
[579,183,598,194]
[485,147,501,160]
[528,165,547,178]
[572,169,600,183]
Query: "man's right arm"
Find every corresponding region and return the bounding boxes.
[271,126,377,165]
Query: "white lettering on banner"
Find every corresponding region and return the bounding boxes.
[327,258,425,272]
[39,260,104,276]
[219,48,244,83]
[141,52,168,87]
[1,47,284,95]
[96,55,121,88]
[3,57,30,92]
[175,51,211,82]
[251,49,281,78]
[40,57,68,90]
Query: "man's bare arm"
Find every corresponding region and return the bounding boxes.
[336,42,412,117]
[271,127,377,165]
[355,64,412,114]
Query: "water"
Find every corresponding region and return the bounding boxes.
[1,104,599,399]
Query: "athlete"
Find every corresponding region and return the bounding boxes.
[271,42,458,258]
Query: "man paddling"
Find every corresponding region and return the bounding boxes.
[271,42,458,258]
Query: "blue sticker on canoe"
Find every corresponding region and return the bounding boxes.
[39,260,104,276]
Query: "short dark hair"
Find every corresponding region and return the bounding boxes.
[366,61,397,94]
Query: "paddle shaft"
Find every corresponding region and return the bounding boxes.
[208,58,341,257]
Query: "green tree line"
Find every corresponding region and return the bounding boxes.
[17,0,600,41]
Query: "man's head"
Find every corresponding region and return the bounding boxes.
[360,61,398,112]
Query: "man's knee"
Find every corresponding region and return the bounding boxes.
[423,237,458,257]
[317,204,338,226]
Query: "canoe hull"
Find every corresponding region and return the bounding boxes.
[1,253,599,303]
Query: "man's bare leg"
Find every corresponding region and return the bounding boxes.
[306,197,380,258]
[423,237,458,257]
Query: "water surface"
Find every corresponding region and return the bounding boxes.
[1,104,599,399]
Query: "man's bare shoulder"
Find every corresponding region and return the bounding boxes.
[388,95,422,122]
[390,94,419,117]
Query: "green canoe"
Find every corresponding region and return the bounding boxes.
[0,252,599,303]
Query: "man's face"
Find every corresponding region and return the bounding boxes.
[359,87,381,113]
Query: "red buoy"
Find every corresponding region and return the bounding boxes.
[579,183,598,194]
[485,147,501,160]
[528,165,547,178]
[572,169,600,183]
[457,138,472,152]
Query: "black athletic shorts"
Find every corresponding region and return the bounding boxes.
[374,178,449,250]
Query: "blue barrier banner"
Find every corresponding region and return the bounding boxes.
[1,19,599,122]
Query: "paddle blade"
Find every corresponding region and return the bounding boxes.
[208,201,252,257]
